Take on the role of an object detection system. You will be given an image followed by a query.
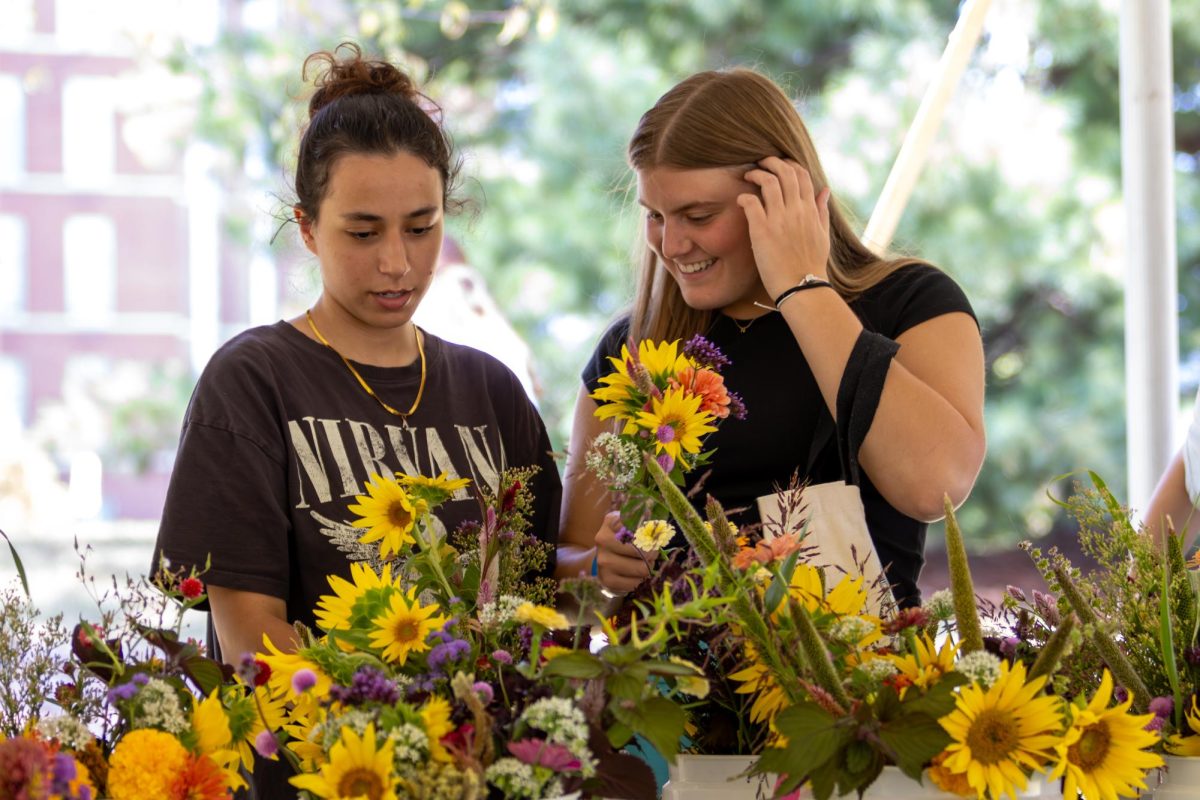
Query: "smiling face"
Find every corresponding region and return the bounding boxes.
[299,151,444,357]
[637,165,770,318]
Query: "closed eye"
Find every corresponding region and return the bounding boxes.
[347,230,376,240]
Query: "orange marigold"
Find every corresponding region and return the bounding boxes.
[674,367,732,419]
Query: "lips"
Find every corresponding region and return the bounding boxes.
[371,289,414,310]
[676,257,716,275]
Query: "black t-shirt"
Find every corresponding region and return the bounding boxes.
[582,264,976,606]
[153,322,561,638]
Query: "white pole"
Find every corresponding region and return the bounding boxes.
[863,0,993,253]
[1120,0,1178,514]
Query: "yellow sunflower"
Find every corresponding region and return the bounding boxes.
[398,471,472,503]
[887,633,960,692]
[421,696,456,762]
[258,635,332,710]
[634,386,717,463]
[314,561,401,633]
[368,587,446,665]
[729,643,790,724]
[191,689,244,789]
[1051,670,1162,800]
[591,340,694,422]
[290,724,396,800]
[1167,696,1200,756]
[939,660,1064,800]
[349,473,428,558]
[224,684,290,773]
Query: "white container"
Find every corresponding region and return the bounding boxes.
[1148,756,1200,799]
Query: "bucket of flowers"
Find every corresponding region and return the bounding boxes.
[0,528,250,799]
[244,467,711,800]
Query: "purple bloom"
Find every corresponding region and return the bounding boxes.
[1150,696,1174,718]
[615,526,634,545]
[491,649,513,665]
[473,681,495,704]
[1006,585,1027,603]
[656,424,675,444]
[1145,715,1167,732]
[1114,685,1130,704]
[507,738,582,771]
[255,729,280,758]
[329,666,400,706]
[106,681,139,704]
[236,653,262,685]
[131,673,149,686]
[291,668,318,694]
[682,335,731,371]
[1032,590,1060,626]
[656,453,675,473]
[727,391,748,421]
[428,638,471,673]
[51,752,77,789]
[999,636,1021,659]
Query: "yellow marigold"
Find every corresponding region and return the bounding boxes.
[106,729,190,800]
[514,602,569,631]
[926,750,975,797]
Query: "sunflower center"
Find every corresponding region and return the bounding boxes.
[393,618,421,643]
[965,708,1020,765]
[387,501,413,529]
[338,768,385,800]
[1068,721,1112,770]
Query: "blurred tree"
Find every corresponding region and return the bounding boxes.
[165,0,1199,551]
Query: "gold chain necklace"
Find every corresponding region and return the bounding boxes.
[305,310,427,423]
[730,316,759,334]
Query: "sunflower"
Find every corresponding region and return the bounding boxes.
[369,587,446,665]
[421,696,456,762]
[1051,670,1162,800]
[592,339,696,425]
[191,689,244,789]
[939,660,1064,800]
[258,636,331,710]
[729,643,790,724]
[224,684,290,773]
[290,724,396,800]
[634,386,717,463]
[398,471,471,504]
[314,561,401,633]
[1166,696,1200,756]
[349,474,428,558]
[887,633,960,692]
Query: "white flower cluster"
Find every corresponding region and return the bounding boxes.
[36,714,94,750]
[484,758,541,798]
[134,678,189,734]
[319,707,375,749]
[585,432,641,490]
[828,615,876,644]
[923,589,955,622]
[858,657,899,682]
[389,722,429,768]
[955,650,1003,688]
[519,696,595,777]
[478,595,526,629]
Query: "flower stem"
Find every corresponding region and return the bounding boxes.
[943,496,984,653]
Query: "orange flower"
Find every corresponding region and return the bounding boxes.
[732,533,804,570]
[171,753,230,800]
[673,367,732,419]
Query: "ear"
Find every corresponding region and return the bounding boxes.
[295,206,317,254]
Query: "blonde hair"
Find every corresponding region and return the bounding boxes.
[626,68,922,341]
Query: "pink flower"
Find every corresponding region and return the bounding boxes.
[507,738,582,771]
[179,577,205,599]
[254,730,279,758]
[291,668,317,694]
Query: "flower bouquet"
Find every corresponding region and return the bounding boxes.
[247,467,702,800]
[635,456,1166,800]
[0,528,250,799]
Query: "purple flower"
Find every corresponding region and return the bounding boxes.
[1185,647,1200,667]
[1150,696,1174,718]
[727,391,748,421]
[473,681,494,704]
[1114,685,1130,704]
[428,638,471,673]
[255,730,280,758]
[236,653,262,685]
[507,738,582,771]
[682,335,731,371]
[106,681,139,704]
[1145,715,1167,732]
[291,668,317,694]
[131,673,149,686]
[999,636,1021,659]
[491,649,513,665]
[1006,585,1027,603]
[51,752,77,790]
[1032,590,1060,626]
[656,424,675,444]
[329,666,400,706]
[615,526,634,545]
[656,453,675,473]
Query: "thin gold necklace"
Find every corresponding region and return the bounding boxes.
[305,310,427,422]
[730,315,758,334]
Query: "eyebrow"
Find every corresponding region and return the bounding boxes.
[340,206,440,222]
[636,199,723,214]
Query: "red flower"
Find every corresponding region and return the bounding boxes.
[179,577,205,599]
[501,481,522,513]
[253,659,271,687]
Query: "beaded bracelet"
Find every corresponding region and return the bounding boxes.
[774,274,834,309]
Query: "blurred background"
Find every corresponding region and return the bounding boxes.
[2,0,1199,623]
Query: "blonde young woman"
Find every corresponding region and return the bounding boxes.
[556,69,986,608]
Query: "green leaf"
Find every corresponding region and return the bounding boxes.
[764,570,787,614]
[183,656,231,695]
[541,651,606,679]
[879,713,952,780]
[606,719,635,749]
[0,528,29,599]
[901,672,967,717]
[1161,553,1184,730]
[609,695,685,763]
[756,705,851,785]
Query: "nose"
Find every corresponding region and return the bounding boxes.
[659,219,691,260]
[377,230,411,277]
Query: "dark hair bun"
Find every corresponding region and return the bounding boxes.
[303,42,421,120]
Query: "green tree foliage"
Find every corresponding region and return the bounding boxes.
[169,0,1200,549]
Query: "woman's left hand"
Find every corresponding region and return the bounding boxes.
[737,157,832,300]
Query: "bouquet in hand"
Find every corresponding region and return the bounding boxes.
[587,335,745,542]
